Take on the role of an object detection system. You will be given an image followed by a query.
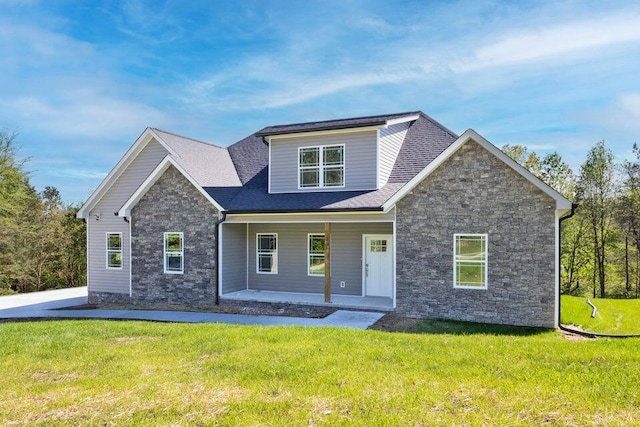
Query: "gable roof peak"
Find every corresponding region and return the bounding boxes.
[150,127,224,149]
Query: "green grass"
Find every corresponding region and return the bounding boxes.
[561,295,640,334]
[1,320,639,425]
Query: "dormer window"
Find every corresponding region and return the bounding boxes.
[298,144,344,189]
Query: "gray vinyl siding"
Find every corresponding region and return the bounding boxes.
[379,122,409,187]
[269,130,377,193]
[88,139,168,294]
[220,223,247,293]
[246,222,392,295]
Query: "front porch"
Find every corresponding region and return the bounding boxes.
[219,213,397,311]
[222,289,394,311]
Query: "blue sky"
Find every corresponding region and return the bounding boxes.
[2,0,639,203]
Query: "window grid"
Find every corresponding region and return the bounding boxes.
[164,232,184,274]
[256,233,278,274]
[106,232,122,269]
[298,145,344,189]
[369,239,387,253]
[308,233,325,276]
[453,234,488,289]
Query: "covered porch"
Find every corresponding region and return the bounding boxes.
[218,210,396,311]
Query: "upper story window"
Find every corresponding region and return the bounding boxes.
[298,144,344,189]
[106,232,122,269]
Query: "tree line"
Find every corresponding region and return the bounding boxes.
[503,140,640,299]
[0,130,85,295]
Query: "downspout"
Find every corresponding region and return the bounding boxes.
[213,211,227,305]
[557,203,577,328]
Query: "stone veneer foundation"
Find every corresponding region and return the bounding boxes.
[395,140,557,328]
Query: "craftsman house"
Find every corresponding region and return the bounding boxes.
[77,111,572,328]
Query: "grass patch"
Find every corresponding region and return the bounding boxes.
[1,320,639,425]
[561,295,640,334]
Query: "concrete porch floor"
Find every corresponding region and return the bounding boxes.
[221,289,394,311]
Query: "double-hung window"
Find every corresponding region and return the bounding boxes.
[164,232,184,274]
[308,234,325,276]
[106,232,122,269]
[257,233,277,274]
[454,234,487,289]
[299,145,344,188]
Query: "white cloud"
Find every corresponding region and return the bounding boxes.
[49,168,108,180]
[585,92,640,135]
[454,13,640,72]
[6,93,171,138]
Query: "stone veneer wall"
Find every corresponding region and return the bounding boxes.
[395,140,557,328]
[130,165,218,306]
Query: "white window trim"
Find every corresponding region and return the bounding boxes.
[256,233,278,274]
[308,233,325,277]
[297,144,345,189]
[164,232,184,274]
[106,232,123,270]
[453,233,488,290]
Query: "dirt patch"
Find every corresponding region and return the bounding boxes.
[368,314,423,332]
[560,324,595,341]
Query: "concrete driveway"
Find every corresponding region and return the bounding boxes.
[0,287,384,329]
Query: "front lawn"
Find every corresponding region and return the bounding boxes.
[561,295,640,334]
[1,320,639,425]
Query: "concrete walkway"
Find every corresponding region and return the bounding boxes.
[0,287,385,329]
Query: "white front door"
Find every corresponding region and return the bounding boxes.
[364,234,393,297]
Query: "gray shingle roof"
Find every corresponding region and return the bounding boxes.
[155,111,458,212]
[254,111,421,137]
[153,128,242,188]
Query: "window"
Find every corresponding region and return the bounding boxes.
[257,233,277,274]
[370,239,387,253]
[164,232,184,274]
[106,232,122,269]
[299,145,344,188]
[454,234,487,289]
[308,234,325,276]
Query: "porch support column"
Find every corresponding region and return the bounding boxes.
[324,222,331,303]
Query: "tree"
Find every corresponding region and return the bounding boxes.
[502,144,542,177]
[0,130,40,293]
[0,131,86,293]
[575,141,617,298]
[540,152,574,199]
[620,143,640,296]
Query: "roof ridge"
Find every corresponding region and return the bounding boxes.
[260,110,421,130]
[416,112,459,138]
[151,127,226,150]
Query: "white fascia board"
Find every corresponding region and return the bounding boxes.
[76,128,179,218]
[382,129,573,211]
[385,115,419,127]
[118,155,224,217]
[267,125,384,141]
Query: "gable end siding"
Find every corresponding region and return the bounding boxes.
[378,122,410,187]
[395,140,556,328]
[269,130,377,193]
[130,166,219,305]
[87,139,168,295]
